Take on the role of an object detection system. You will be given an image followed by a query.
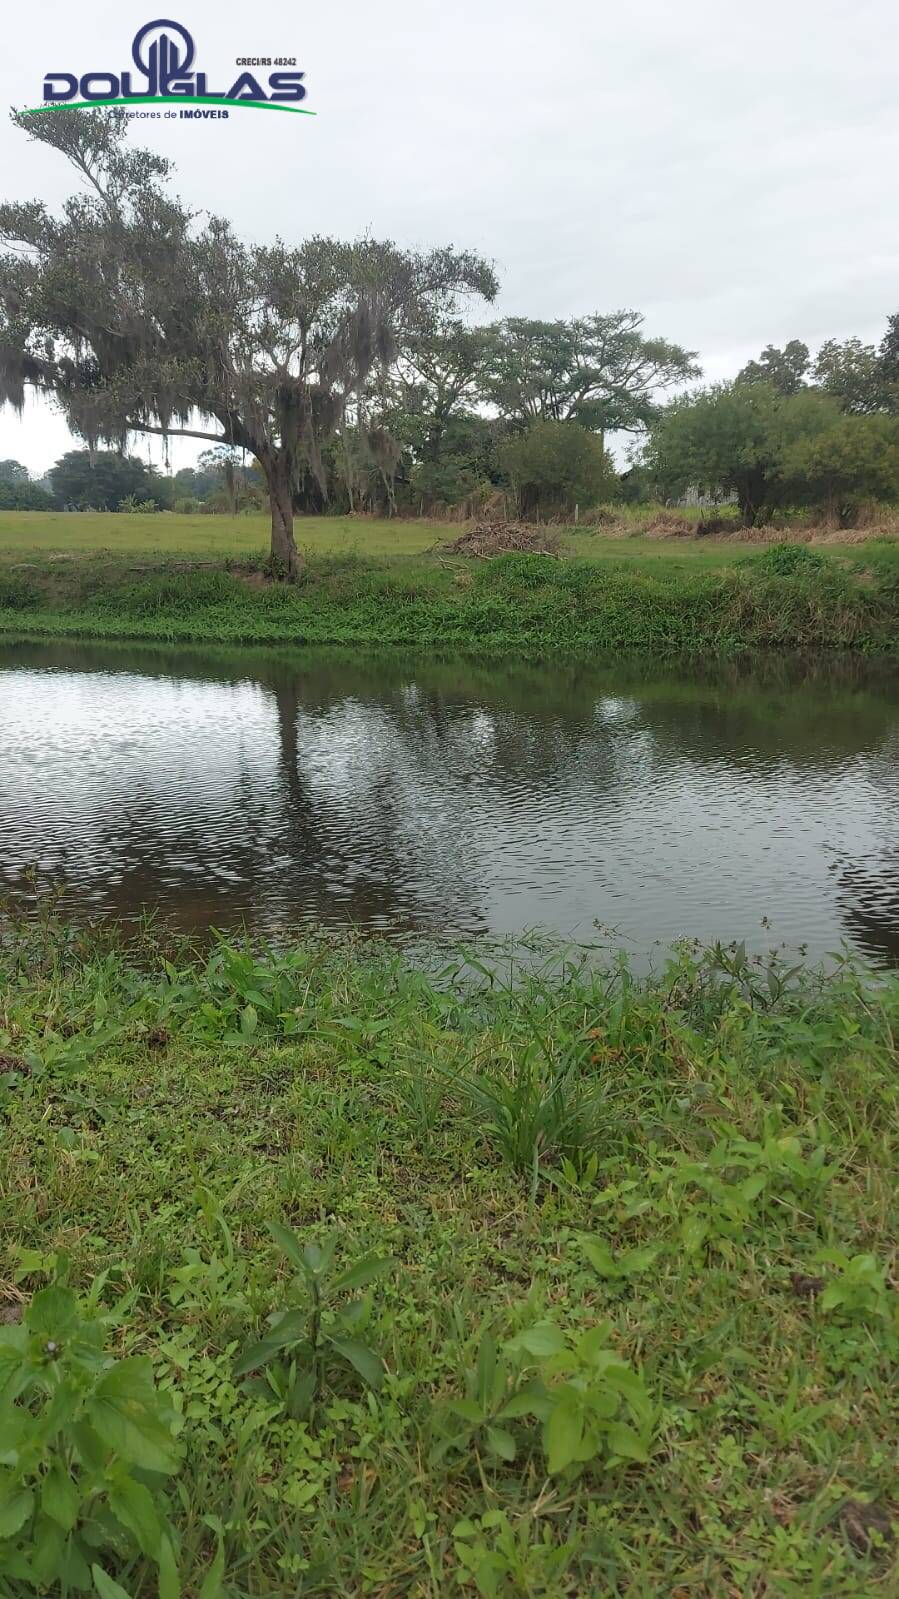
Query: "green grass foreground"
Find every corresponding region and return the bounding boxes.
[0,518,897,655]
[1,920,897,1595]
[0,512,443,562]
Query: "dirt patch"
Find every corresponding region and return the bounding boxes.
[789,1272,824,1298]
[577,521,632,539]
[693,515,734,537]
[702,523,899,546]
[0,1052,29,1075]
[642,512,695,539]
[839,1499,895,1553]
[446,520,561,558]
[602,516,899,546]
[235,567,277,588]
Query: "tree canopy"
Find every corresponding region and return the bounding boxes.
[737,324,899,415]
[395,319,497,464]
[812,337,894,415]
[737,341,810,395]
[479,314,699,435]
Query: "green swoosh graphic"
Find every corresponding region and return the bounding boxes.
[23,96,315,115]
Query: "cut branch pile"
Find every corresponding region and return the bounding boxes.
[446,520,561,557]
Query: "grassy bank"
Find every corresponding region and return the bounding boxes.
[0,508,895,563]
[1,533,897,655]
[1,920,897,1595]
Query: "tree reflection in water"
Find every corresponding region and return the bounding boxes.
[0,641,896,966]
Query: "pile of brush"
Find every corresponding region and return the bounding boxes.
[446,520,561,557]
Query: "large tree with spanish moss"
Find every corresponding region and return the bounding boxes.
[0,109,496,574]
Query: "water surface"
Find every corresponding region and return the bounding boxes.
[1,640,897,965]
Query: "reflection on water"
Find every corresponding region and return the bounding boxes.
[1,640,897,965]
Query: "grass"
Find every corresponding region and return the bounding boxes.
[1,916,897,1595]
[0,512,440,561]
[0,508,891,566]
[0,521,897,655]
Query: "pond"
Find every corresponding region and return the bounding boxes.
[1,639,897,966]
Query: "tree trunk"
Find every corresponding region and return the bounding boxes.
[425,416,444,463]
[265,455,301,578]
[738,469,767,528]
[225,459,237,516]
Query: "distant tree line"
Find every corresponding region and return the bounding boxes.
[0,446,265,514]
[1,109,898,548]
[6,311,898,529]
[645,317,899,526]
[0,457,53,510]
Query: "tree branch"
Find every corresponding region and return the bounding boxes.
[123,421,230,445]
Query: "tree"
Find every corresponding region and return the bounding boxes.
[649,384,781,523]
[877,314,899,412]
[409,412,500,507]
[738,321,899,413]
[618,460,656,503]
[171,463,218,502]
[812,337,886,414]
[0,474,53,510]
[497,420,616,518]
[0,457,29,483]
[737,341,810,394]
[648,382,895,525]
[396,319,497,464]
[780,413,899,524]
[480,313,699,438]
[193,446,265,514]
[0,110,496,576]
[647,383,839,524]
[49,449,164,510]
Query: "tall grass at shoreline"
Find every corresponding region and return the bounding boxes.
[1,917,896,1594]
[0,540,897,654]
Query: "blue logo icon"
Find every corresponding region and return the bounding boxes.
[30,19,311,116]
[131,20,196,93]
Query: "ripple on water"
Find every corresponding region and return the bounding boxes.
[0,647,897,966]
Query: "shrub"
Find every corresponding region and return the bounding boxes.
[754,543,827,577]
[234,1225,392,1422]
[433,1322,654,1475]
[0,1279,182,1594]
[780,413,899,525]
[0,573,40,610]
[498,421,617,519]
[476,553,561,590]
[118,496,163,514]
[98,571,242,616]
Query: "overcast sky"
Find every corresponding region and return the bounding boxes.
[2,0,898,474]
